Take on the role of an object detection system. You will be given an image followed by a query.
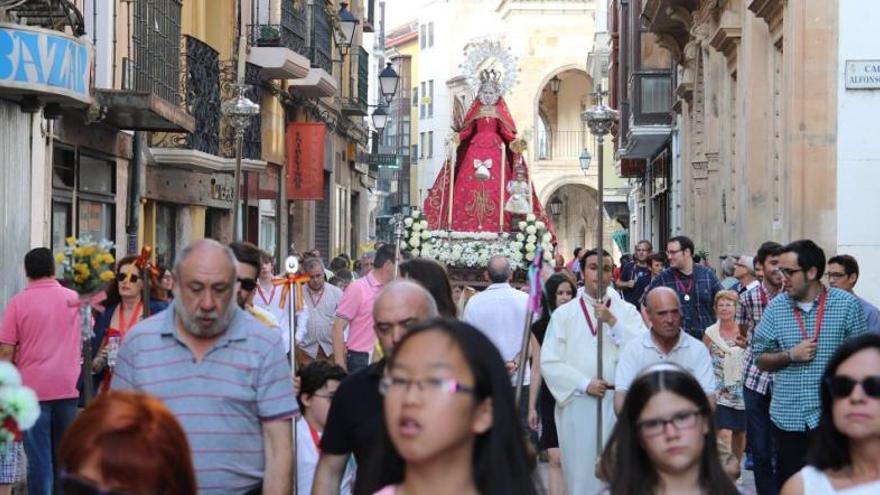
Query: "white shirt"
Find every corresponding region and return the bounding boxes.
[614,330,715,393]
[300,283,343,358]
[462,283,531,386]
[798,465,880,495]
[296,417,354,495]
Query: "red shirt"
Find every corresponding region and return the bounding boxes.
[0,279,82,401]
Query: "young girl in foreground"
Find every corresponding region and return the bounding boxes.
[603,363,739,495]
[372,318,538,495]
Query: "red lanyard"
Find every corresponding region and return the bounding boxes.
[674,273,694,300]
[307,422,321,454]
[793,290,828,342]
[579,297,611,337]
[118,301,143,336]
[307,287,324,307]
[758,284,769,306]
[256,284,276,306]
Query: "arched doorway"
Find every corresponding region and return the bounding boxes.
[534,68,593,163]
[546,183,600,261]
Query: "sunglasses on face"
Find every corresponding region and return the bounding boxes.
[826,375,880,399]
[238,278,257,291]
[116,273,140,283]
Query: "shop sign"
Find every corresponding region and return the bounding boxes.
[0,23,93,103]
[211,179,234,202]
[845,60,880,89]
[286,122,326,200]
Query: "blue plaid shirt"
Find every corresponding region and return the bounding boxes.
[753,287,867,431]
[643,264,722,339]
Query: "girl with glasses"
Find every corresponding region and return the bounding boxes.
[601,363,739,495]
[781,333,880,494]
[369,318,538,495]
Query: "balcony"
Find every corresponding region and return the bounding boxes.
[341,47,369,116]
[246,0,310,80]
[535,130,589,161]
[288,0,337,98]
[620,72,673,160]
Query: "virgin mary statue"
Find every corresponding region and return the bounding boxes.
[422,71,550,233]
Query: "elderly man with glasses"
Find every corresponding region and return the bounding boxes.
[826,254,880,333]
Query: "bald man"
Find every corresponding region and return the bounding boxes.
[613,286,716,413]
[313,281,439,495]
[112,239,296,494]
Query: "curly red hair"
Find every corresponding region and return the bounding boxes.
[59,391,196,495]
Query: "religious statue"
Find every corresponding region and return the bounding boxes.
[423,68,550,233]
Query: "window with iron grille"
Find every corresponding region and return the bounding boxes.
[310,1,332,73]
[128,0,182,105]
[357,47,369,110]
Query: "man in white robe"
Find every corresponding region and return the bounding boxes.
[541,248,647,494]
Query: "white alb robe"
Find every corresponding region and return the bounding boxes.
[540,288,647,495]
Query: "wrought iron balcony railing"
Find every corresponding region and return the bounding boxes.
[309,1,333,73]
[247,0,308,57]
[124,0,183,106]
[151,35,220,155]
[342,46,369,115]
[535,130,589,161]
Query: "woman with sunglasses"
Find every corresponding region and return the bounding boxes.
[781,333,880,494]
[89,256,168,395]
[59,390,196,494]
[367,318,539,495]
[601,363,739,495]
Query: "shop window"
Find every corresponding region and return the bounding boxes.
[155,203,177,268]
[51,147,116,253]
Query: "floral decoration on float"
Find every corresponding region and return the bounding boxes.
[0,363,40,444]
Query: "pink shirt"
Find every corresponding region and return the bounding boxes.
[335,271,384,353]
[373,486,397,495]
[0,279,81,401]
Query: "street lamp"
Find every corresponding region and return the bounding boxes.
[579,148,592,174]
[580,83,618,458]
[222,84,260,241]
[371,104,388,132]
[549,75,562,95]
[335,2,359,56]
[548,196,563,217]
[379,62,400,104]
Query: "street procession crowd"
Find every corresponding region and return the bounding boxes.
[1,233,880,495]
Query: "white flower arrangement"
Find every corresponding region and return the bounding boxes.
[515,214,554,264]
[0,363,40,443]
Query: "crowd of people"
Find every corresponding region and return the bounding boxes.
[0,233,878,494]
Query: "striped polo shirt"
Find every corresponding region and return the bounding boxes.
[112,306,298,493]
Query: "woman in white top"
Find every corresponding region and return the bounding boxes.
[782,334,880,495]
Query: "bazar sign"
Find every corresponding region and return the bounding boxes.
[845,60,880,89]
[0,23,93,103]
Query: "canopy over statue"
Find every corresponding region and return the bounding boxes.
[422,42,552,234]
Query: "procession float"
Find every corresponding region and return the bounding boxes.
[395,41,555,284]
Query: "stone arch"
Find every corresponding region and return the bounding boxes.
[532,66,594,163]
[537,173,598,206]
[543,182,601,258]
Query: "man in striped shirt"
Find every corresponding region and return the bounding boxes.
[113,239,296,494]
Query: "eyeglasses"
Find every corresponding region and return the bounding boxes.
[825,375,880,399]
[311,392,336,400]
[59,473,131,495]
[665,249,682,256]
[238,278,257,291]
[779,267,803,278]
[636,409,703,437]
[379,376,475,398]
[116,273,140,283]
[825,271,848,281]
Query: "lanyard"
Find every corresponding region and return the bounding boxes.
[579,297,611,337]
[674,273,694,301]
[793,290,828,342]
[307,422,321,454]
[118,301,143,336]
[758,284,769,307]
[307,286,325,308]
[256,284,276,306]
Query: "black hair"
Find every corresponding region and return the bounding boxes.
[25,247,55,279]
[373,244,396,271]
[755,241,783,265]
[103,256,143,309]
[532,273,577,342]
[329,256,349,273]
[808,333,880,471]
[637,240,653,251]
[573,247,582,258]
[648,253,666,265]
[828,254,859,277]
[296,360,347,411]
[366,318,539,495]
[579,248,612,273]
[782,239,826,280]
[604,366,738,495]
[399,258,457,318]
[228,241,262,275]
[330,269,352,287]
[668,236,695,257]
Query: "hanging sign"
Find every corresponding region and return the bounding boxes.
[286,122,326,200]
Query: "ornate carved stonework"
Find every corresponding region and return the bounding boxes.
[748,0,785,32]
[710,26,742,71]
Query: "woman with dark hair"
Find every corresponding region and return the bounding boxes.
[603,363,739,495]
[528,272,576,495]
[59,390,196,494]
[399,258,457,318]
[371,318,539,495]
[153,265,174,301]
[781,334,880,494]
[89,256,168,395]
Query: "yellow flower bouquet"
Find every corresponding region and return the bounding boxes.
[55,236,116,295]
